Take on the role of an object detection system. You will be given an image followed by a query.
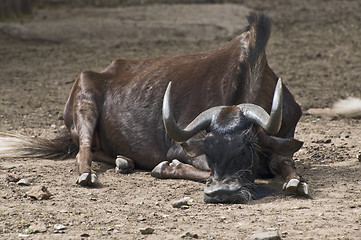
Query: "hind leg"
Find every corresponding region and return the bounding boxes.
[65,72,102,187]
[72,103,99,187]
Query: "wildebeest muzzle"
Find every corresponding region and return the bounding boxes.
[203,176,252,203]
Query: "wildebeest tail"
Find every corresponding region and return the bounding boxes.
[332,97,361,118]
[235,12,273,100]
[0,128,77,159]
[245,12,271,65]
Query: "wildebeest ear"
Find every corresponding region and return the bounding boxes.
[180,139,204,158]
[261,135,304,156]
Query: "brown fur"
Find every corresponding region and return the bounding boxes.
[0,13,303,191]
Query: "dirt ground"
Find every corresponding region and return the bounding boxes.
[0,0,360,239]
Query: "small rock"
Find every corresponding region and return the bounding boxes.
[28,222,47,233]
[18,233,30,238]
[54,224,66,230]
[137,216,146,222]
[17,178,31,186]
[181,232,198,238]
[26,186,52,200]
[139,227,154,235]
[172,197,192,208]
[80,233,90,237]
[6,172,20,182]
[8,181,16,187]
[249,231,281,240]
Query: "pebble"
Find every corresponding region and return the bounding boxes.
[26,186,52,200]
[181,205,190,210]
[249,231,281,240]
[137,216,146,222]
[139,227,154,234]
[28,222,47,233]
[18,233,30,238]
[54,224,66,230]
[17,178,31,186]
[80,233,90,237]
[172,197,192,208]
[181,232,198,238]
[6,173,20,182]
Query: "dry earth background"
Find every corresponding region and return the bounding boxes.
[0,0,360,239]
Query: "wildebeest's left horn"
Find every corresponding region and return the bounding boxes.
[163,82,223,142]
[237,78,283,135]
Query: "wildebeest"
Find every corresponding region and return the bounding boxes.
[0,13,308,203]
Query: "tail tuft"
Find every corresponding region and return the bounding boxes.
[0,128,77,160]
[332,97,361,118]
[246,12,272,52]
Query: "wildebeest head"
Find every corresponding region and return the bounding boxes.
[163,79,303,203]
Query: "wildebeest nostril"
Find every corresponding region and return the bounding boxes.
[203,187,252,204]
[204,186,236,197]
[204,179,242,196]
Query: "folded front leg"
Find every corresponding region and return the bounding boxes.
[269,154,309,196]
[151,159,210,182]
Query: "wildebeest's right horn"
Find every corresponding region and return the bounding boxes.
[237,78,283,135]
[163,82,223,142]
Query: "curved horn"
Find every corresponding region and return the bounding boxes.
[237,78,283,135]
[163,82,222,142]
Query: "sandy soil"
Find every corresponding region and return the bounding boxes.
[0,1,360,239]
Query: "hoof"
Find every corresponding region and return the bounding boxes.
[282,178,300,194]
[296,182,309,196]
[151,161,168,178]
[115,156,133,174]
[76,173,99,187]
[283,178,310,197]
[169,159,181,167]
